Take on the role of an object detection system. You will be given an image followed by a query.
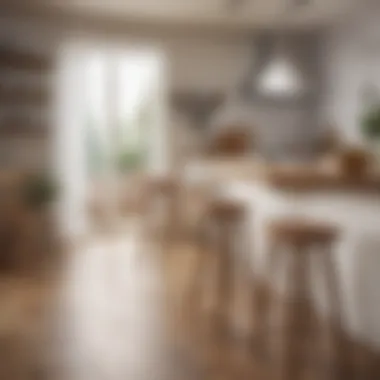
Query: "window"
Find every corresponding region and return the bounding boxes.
[82,48,164,177]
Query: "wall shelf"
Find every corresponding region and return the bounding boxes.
[0,86,50,106]
[0,47,51,73]
[0,45,52,168]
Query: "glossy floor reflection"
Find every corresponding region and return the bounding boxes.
[59,228,169,380]
[0,222,201,380]
[4,218,354,380]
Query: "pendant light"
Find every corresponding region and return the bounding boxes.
[257,36,305,97]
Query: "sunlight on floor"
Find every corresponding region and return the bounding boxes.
[53,222,173,380]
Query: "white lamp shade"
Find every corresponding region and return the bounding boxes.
[257,56,304,97]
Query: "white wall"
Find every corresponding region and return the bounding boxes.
[324,1,380,143]
[167,36,250,92]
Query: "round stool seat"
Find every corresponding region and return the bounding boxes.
[147,176,179,196]
[269,218,339,246]
[208,199,246,222]
[144,176,181,241]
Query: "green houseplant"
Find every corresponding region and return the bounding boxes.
[361,105,380,166]
[361,105,380,141]
[117,149,144,173]
[21,172,58,210]
[18,172,59,261]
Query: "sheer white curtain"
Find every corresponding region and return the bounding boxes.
[116,49,168,175]
[55,43,89,238]
[55,40,167,237]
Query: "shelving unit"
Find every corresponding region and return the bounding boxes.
[0,45,52,168]
[0,86,49,106]
[0,47,51,73]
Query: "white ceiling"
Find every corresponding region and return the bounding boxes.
[22,0,359,30]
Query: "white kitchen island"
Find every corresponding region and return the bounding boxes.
[220,170,380,349]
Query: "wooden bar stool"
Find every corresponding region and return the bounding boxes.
[263,218,350,380]
[145,176,181,241]
[191,198,248,333]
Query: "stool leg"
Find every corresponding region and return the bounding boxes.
[321,246,353,380]
[296,247,315,377]
[280,245,311,380]
[214,222,234,333]
[189,216,212,312]
[167,192,181,241]
[255,239,280,358]
[231,220,252,338]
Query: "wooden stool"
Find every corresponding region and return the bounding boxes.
[191,198,248,333]
[145,176,181,241]
[263,218,350,380]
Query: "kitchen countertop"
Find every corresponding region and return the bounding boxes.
[185,156,380,194]
[254,160,380,194]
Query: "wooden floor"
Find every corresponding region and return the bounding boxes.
[0,219,377,379]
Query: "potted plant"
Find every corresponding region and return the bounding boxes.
[117,149,144,173]
[360,104,380,168]
[361,104,380,146]
[21,172,58,211]
[17,172,59,268]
